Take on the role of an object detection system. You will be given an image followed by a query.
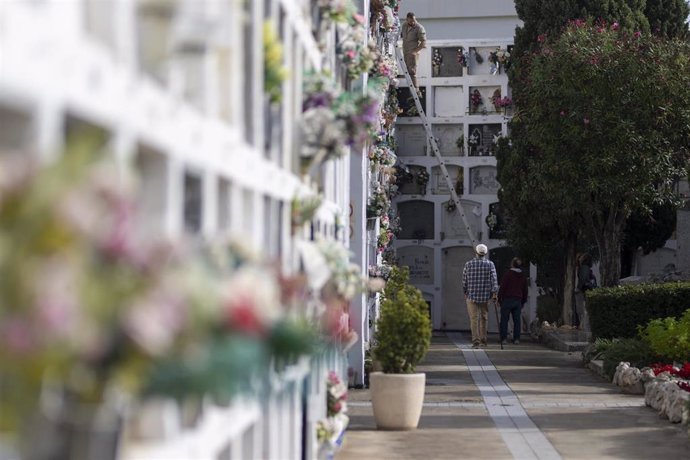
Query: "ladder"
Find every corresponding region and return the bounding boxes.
[394,45,478,246]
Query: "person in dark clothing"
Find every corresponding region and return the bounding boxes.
[498,257,528,345]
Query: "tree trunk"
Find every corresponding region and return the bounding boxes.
[593,207,625,287]
[562,232,577,325]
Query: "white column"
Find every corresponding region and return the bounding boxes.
[347,146,367,386]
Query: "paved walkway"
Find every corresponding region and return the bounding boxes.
[338,333,689,459]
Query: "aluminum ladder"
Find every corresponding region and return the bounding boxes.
[395,46,478,246]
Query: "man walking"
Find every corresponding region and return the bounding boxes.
[401,12,426,88]
[462,244,498,348]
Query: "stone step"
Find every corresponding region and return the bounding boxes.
[541,329,591,352]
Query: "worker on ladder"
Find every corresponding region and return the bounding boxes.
[401,12,427,90]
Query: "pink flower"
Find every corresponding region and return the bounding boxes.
[584,118,590,125]
[560,110,566,116]
[611,22,619,31]
[537,34,546,43]
[634,31,641,38]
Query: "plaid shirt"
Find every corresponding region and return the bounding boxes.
[462,257,498,303]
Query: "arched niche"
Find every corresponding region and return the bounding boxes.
[397,245,435,285]
[469,166,499,195]
[431,124,463,156]
[431,165,463,195]
[397,200,435,240]
[441,199,481,240]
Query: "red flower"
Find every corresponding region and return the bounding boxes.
[224,299,265,336]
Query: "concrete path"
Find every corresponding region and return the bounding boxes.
[337,333,689,459]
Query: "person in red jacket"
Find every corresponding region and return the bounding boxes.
[498,257,528,345]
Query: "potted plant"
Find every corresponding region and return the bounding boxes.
[370,266,432,430]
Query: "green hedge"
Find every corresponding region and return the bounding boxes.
[587,282,690,339]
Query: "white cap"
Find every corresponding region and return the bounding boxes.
[475,244,488,255]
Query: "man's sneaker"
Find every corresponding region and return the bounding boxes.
[512,340,520,345]
[480,340,488,348]
[472,342,480,349]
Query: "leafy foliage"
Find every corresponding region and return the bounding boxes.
[513,0,650,56]
[639,308,690,362]
[504,21,690,286]
[600,338,660,379]
[373,266,431,374]
[587,282,690,339]
[644,0,690,39]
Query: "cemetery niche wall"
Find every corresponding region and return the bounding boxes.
[397,200,435,240]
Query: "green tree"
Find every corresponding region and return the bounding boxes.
[507,21,690,287]
[513,0,649,56]
[644,0,690,39]
[621,202,678,277]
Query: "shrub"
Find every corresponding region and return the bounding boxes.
[537,294,560,324]
[582,337,616,365]
[373,266,432,374]
[639,308,690,363]
[587,282,690,339]
[600,338,661,379]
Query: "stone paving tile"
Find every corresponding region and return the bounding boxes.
[338,334,690,459]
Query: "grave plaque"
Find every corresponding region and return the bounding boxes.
[434,87,463,117]
[470,166,499,194]
[432,47,464,77]
[398,245,435,284]
[396,125,427,157]
[468,123,502,156]
[432,124,463,156]
[442,199,481,239]
[487,202,507,239]
[398,200,434,240]
[431,165,462,195]
[468,46,499,76]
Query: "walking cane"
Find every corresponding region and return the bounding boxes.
[493,298,503,350]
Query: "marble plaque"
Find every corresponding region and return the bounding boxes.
[468,46,502,76]
[434,87,464,117]
[470,166,499,195]
[432,124,463,156]
[441,199,481,239]
[397,200,435,240]
[398,245,435,284]
[468,123,502,156]
[396,125,427,157]
[468,86,502,115]
[431,165,463,195]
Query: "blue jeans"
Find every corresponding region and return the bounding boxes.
[500,298,522,342]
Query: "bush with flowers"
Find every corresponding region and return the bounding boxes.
[316,371,349,459]
[0,141,324,439]
[470,89,483,113]
[432,49,443,76]
[457,47,469,67]
[300,72,381,172]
